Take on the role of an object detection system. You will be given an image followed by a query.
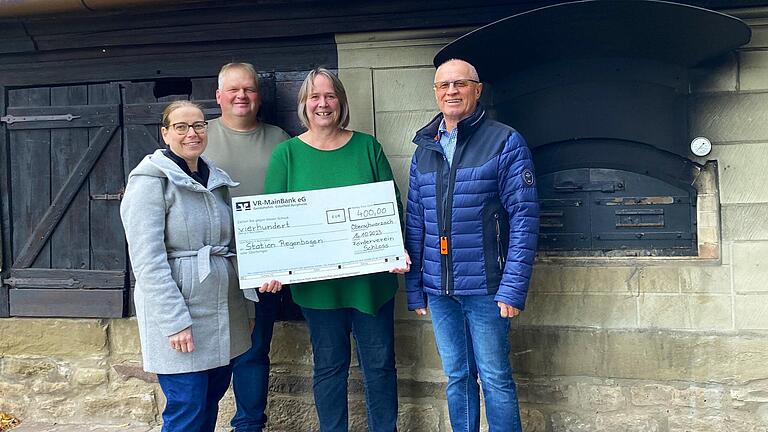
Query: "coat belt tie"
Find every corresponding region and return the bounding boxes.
[167,245,233,283]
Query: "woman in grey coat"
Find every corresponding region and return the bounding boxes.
[121,100,280,432]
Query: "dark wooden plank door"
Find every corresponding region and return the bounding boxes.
[3,83,126,317]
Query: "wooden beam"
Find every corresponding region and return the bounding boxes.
[4,104,119,130]
[12,125,118,268]
[6,268,125,289]
[0,85,10,275]
[9,288,124,317]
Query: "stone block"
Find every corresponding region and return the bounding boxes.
[513,328,602,378]
[108,318,141,357]
[697,210,718,229]
[520,406,546,432]
[672,386,724,409]
[669,414,765,432]
[387,156,413,205]
[82,385,158,424]
[519,293,637,328]
[690,53,738,93]
[375,110,437,157]
[338,68,374,135]
[416,323,443,371]
[733,242,768,293]
[630,384,675,406]
[735,294,768,329]
[745,24,768,49]
[373,68,436,112]
[0,319,108,357]
[515,327,768,384]
[533,266,640,294]
[1,357,56,377]
[0,382,30,415]
[679,266,731,293]
[723,204,768,240]
[394,321,422,368]
[697,193,719,212]
[518,380,568,404]
[336,30,463,69]
[551,411,662,432]
[397,402,441,432]
[573,383,627,412]
[713,143,768,204]
[637,294,732,330]
[264,396,318,432]
[689,93,768,143]
[73,367,108,386]
[731,385,768,404]
[270,322,312,366]
[740,51,768,91]
[639,267,680,293]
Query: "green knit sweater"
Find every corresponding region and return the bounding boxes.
[264,131,400,314]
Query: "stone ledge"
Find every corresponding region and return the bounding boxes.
[512,327,768,385]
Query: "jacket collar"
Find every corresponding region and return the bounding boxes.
[412,104,487,149]
[131,149,239,192]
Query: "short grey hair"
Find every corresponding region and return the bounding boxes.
[436,58,480,81]
[297,68,350,130]
[218,63,259,90]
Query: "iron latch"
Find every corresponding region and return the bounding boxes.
[91,193,123,201]
[0,114,81,124]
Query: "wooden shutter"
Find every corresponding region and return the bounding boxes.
[2,83,127,317]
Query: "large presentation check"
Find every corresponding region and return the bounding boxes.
[232,181,405,288]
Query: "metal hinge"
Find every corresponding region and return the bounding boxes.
[0,114,81,124]
[91,193,123,201]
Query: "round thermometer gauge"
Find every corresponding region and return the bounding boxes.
[690,137,712,157]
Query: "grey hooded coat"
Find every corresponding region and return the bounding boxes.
[121,149,251,374]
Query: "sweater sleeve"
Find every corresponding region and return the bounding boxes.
[496,131,540,310]
[120,175,193,336]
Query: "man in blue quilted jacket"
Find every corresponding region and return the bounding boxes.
[405,59,539,432]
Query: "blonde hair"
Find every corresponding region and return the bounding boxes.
[161,100,204,127]
[297,68,350,130]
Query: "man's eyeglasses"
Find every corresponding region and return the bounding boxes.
[168,121,208,135]
[433,79,480,92]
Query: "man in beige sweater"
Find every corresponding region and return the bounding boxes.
[205,62,290,432]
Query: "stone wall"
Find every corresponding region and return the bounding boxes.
[3,11,768,432]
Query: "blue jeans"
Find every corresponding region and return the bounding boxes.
[427,293,521,432]
[156,364,232,432]
[231,291,280,432]
[302,299,398,432]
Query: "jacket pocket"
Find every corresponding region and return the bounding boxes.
[179,259,193,301]
[482,201,509,294]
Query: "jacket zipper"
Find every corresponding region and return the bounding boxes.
[441,153,454,295]
[495,212,505,271]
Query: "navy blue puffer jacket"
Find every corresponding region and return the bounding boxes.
[404,105,539,311]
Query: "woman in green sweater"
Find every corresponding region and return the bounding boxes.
[264,68,409,432]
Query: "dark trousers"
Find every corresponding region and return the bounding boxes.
[230,291,280,432]
[302,298,398,432]
[156,364,232,432]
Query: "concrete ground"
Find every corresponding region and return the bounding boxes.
[9,424,161,432]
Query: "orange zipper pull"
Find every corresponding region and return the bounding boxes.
[440,236,449,255]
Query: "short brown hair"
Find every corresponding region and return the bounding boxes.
[297,68,350,130]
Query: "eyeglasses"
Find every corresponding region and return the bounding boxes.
[433,79,480,91]
[168,121,208,135]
